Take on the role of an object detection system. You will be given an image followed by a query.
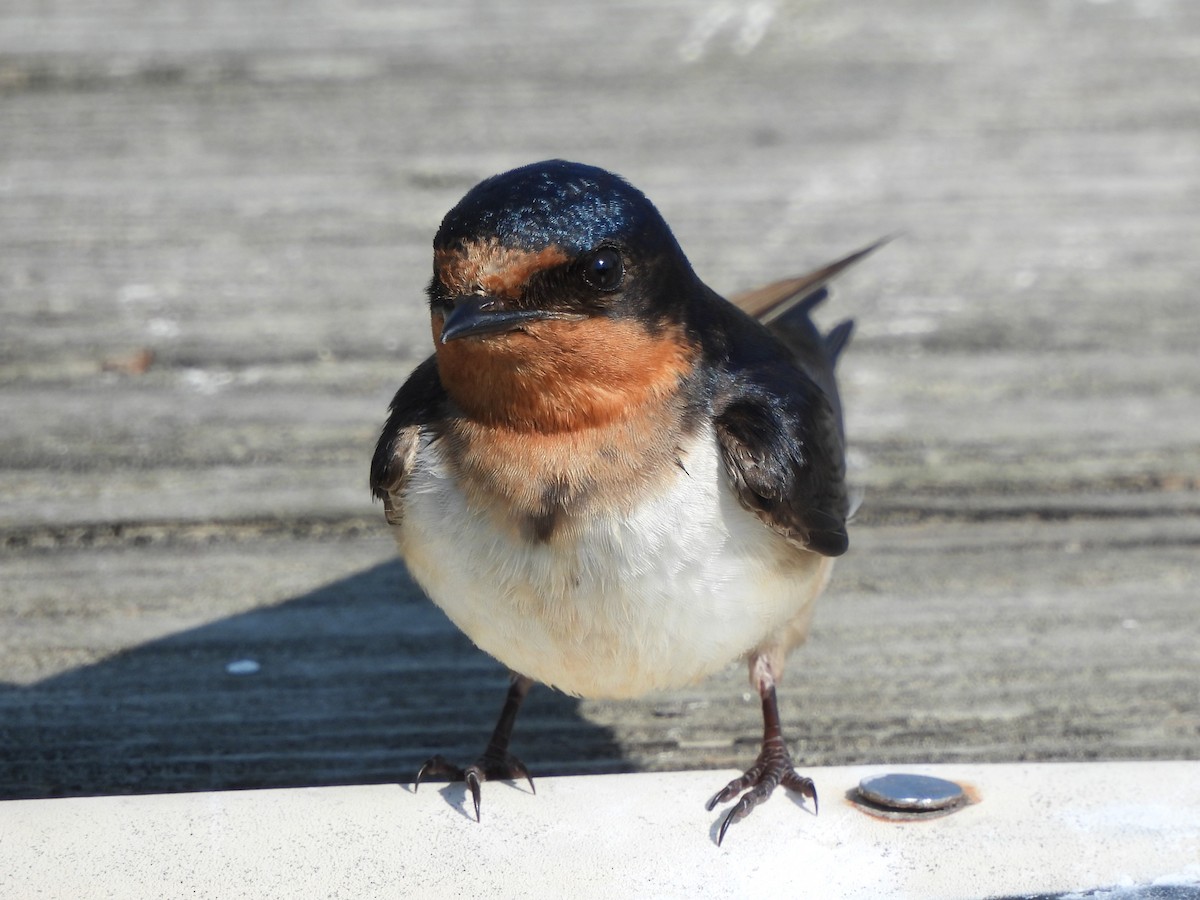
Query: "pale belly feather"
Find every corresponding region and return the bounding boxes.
[395,428,828,699]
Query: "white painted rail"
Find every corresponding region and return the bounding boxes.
[4,763,1198,899]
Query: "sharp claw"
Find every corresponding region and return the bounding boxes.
[717,811,734,846]
[716,798,749,847]
[781,772,819,814]
[465,769,483,822]
[706,776,746,812]
[503,757,534,794]
[706,788,730,812]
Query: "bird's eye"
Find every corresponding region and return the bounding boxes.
[582,247,624,292]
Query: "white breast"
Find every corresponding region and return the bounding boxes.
[395,426,829,699]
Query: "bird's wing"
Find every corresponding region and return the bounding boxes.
[370,355,446,525]
[713,364,850,557]
[710,241,887,557]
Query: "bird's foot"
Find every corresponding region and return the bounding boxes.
[705,738,817,846]
[415,751,535,822]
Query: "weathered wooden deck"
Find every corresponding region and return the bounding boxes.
[2,1,1197,800]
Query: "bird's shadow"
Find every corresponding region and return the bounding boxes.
[0,559,624,801]
[427,782,476,822]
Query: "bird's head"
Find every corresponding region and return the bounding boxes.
[427,160,701,432]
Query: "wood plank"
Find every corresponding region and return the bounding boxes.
[0,0,1197,799]
[2,517,1195,799]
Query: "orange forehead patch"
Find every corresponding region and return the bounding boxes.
[435,239,570,300]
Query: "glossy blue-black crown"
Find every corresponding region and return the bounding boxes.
[435,160,678,256]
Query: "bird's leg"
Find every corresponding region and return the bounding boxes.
[705,675,816,846]
[416,673,535,821]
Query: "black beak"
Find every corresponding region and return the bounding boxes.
[438,295,569,344]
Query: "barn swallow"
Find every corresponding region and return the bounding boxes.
[371,159,881,845]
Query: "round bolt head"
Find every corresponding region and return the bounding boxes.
[857,773,965,812]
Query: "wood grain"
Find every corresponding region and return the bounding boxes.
[2,0,1197,798]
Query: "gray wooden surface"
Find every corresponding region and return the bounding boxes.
[2,0,1197,800]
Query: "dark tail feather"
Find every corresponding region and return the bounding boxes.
[730,237,892,327]
[730,238,888,377]
[824,319,855,365]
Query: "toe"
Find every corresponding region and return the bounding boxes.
[415,754,464,789]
